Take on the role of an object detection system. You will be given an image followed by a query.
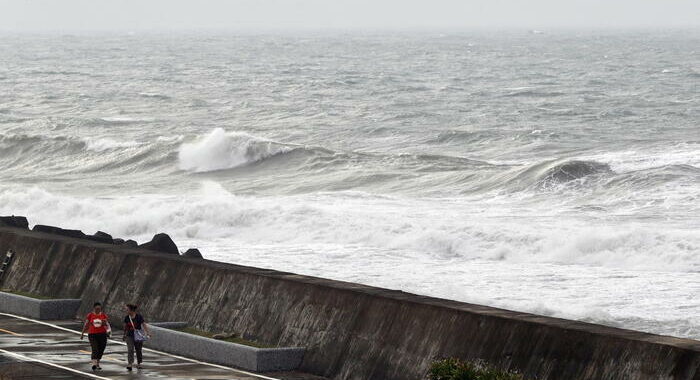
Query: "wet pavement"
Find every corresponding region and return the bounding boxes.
[0,313,323,380]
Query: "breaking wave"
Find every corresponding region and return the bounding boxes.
[1,129,697,203]
[0,132,174,176]
[177,128,294,172]
[512,159,613,190]
[0,133,140,155]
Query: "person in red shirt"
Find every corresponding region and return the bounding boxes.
[80,302,111,371]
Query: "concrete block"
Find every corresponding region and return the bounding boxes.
[147,325,304,372]
[0,291,81,320]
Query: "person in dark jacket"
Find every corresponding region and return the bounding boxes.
[122,303,151,371]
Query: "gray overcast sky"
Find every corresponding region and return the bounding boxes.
[0,0,698,31]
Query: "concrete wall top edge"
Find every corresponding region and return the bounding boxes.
[0,290,80,303]
[149,325,304,352]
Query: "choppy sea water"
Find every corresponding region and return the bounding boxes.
[1,31,698,339]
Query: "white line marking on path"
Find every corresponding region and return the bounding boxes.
[0,312,280,380]
[0,347,113,380]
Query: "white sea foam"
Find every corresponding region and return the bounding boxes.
[178,128,291,172]
[83,137,140,152]
[3,182,698,338]
[0,182,697,273]
[583,144,700,172]
[99,116,154,123]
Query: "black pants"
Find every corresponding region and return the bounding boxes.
[88,333,108,360]
[125,335,143,365]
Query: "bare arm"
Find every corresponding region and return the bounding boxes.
[80,318,89,339]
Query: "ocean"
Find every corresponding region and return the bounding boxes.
[1,30,698,339]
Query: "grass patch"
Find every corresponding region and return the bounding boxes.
[428,358,527,380]
[175,327,271,348]
[1,289,53,300]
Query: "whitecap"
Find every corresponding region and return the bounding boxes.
[177,128,291,173]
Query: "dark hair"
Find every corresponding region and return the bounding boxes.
[126,304,138,311]
[93,302,102,307]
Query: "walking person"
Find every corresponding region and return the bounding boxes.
[80,302,111,371]
[122,303,151,371]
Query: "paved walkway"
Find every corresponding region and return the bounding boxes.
[0,313,317,380]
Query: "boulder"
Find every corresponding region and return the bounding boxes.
[182,248,203,259]
[0,215,29,229]
[32,225,86,239]
[86,231,113,244]
[122,239,138,248]
[139,233,178,254]
[212,332,237,340]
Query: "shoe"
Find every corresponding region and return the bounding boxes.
[96,366,102,370]
[92,365,97,371]
[137,363,142,369]
[126,366,132,371]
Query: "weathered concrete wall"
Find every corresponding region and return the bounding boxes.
[1,226,699,380]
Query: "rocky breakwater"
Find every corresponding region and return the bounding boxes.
[0,215,202,258]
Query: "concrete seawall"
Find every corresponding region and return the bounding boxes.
[0,291,81,320]
[147,325,305,372]
[1,226,699,380]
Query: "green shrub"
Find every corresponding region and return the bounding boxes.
[428,358,526,380]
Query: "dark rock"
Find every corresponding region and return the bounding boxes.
[212,332,237,340]
[182,248,203,259]
[32,225,86,239]
[86,231,113,244]
[0,215,29,229]
[139,233,178,254]
[123,239,138,248]
[113,238,125,245]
